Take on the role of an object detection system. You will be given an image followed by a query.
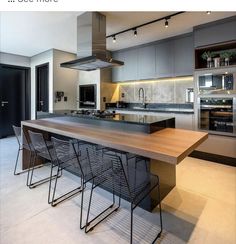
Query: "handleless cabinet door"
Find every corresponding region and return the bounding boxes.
[138,45,156,79]
[156,40,174,78]
[194,17,236,47]
[123,48,138,81]
[173,34,194,76]
[112,51,124,82]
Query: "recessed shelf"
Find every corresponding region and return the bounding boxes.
[195,40,236,70]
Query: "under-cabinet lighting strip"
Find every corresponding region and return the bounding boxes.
[117,76,193,85]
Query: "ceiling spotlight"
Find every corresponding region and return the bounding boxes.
[134,28,137,37]
[165,19,169,28]
[112,36,116,43]
[206,11,211,15]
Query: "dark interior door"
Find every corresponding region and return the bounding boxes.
[36,63,49,114]
[0,64,30,138]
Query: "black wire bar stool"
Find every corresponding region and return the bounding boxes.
[51,137,114,230]
[85,148,162,244]
[102,147,148,172]
[28,130,61,204]
[12,125,44,187]
[12,125,34,176]
[50,137,86,207]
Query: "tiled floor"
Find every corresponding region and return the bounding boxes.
[0,137,235,244]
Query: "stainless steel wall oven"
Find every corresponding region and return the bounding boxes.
[198,97,236,136]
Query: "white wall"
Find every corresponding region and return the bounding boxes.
[0,52,30,67]
[30,49,53,118]
[77,68,117,110]
[53,50,77,110]
[30,49,78,118]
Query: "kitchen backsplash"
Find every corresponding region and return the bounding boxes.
[119,78,194,103]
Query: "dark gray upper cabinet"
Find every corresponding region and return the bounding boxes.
[112,51,124,82]
[112,33,194,82]
[138,45,156,79]
[173,34,193,76]
[123,48,138,81]
[194,16,236,47]
[155,40,174,78]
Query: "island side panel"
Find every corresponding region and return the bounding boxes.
[150,159,176,202]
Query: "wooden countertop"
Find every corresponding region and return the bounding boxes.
[22,118,208,165]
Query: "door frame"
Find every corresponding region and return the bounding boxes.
[35,62,49,119]
[0,63,31,125]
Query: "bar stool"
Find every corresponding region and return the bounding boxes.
[51,137,113,230]
[85,147,162,244]
[12,125,42,187]
[28,130,60,204]
[50,137,84,207]
[102,147,148,172]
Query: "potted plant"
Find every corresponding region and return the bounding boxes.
[201,51,215,68]
[220,51,235,66]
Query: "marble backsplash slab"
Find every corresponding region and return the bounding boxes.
[119,78,194,103]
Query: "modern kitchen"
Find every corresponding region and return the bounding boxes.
[0,11,236,244]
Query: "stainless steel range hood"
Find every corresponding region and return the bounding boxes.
[61,12,124,71]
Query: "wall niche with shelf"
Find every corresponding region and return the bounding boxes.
[195,40,236,70]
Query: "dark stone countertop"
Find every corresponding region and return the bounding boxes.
[106,103,194,114]
[44,110,174,125]
[38,110,175,134]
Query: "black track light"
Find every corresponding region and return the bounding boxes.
[107,12,185,42]
[165,19,169,28]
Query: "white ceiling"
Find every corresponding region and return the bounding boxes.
[0,11,235,57]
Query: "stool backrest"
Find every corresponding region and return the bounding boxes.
[86,144,132,197]
[12,125,32,150]
[28,130,48,154]
[51,137,84,177]
[12,125,21,147]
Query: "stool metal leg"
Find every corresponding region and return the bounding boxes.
[130,204,134,244]
[28,157,58,189]
[85,180,120,233]
[50,166,82,207]
[13,147,22,175]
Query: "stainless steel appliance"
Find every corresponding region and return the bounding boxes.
[197,72,236,95]
[198,97,236,136]
[60,12,124,71]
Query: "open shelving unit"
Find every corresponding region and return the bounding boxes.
[195,40,236,70]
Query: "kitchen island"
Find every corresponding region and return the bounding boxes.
[21,114,208,210]
[37,110,175,133]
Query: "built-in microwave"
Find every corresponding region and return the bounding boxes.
[197,72,236,95]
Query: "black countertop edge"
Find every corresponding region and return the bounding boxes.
[107,108,194,114]
[39,112,175,126]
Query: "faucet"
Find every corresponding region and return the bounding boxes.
[138,87,146,108]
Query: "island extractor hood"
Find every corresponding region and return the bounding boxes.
[61,12,124,71]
